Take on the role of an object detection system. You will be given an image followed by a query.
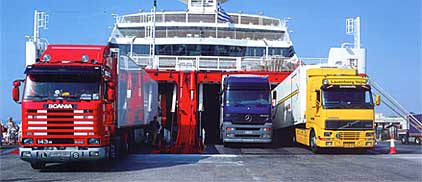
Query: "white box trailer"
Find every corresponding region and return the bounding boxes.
[272,65,310,130]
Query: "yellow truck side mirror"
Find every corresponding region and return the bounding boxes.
[375,95,381,106]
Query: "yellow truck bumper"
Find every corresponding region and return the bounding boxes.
[315,131,375,148]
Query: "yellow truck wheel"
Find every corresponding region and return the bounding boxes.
[310,130,321,153]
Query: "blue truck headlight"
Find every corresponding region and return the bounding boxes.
[324,132,332,137]
[22,138,33,145]
[88,138,100,144]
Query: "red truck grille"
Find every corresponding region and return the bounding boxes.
[26,109,95,138]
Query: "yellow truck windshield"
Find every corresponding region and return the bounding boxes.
[322,87,374,109]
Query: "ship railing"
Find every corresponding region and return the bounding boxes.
[116,12,282,27]
[116,28,286,41]
[129,54,295,72]
[298,57,329,65]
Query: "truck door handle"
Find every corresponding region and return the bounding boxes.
[310,117,315,120]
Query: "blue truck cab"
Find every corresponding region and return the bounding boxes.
[220,75,272,144]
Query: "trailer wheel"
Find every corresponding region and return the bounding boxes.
[416,138,421,145]
[309,130,320,154]
[30,162,45,170]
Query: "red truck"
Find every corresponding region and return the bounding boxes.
[12,44,158,169]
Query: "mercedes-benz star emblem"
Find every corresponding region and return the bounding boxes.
[244,115,252,122]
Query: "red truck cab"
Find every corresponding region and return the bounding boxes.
[13,45,117,169]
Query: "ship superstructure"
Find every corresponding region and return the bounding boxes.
[109,0,296,71]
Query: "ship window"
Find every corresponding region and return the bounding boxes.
[133,45,150,55]
[191,0,202,7]
[111,43,295,58]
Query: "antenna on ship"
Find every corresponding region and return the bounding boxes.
[328,17,366,74]
[346,17,361,49]
[26,10,49,66]
[181,0,228,13]
[151,0,157,68]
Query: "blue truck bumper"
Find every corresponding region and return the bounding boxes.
[223,122,272,143]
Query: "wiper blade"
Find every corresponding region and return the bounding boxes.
[80,94,93,101]
[26,95,48,101]
[64,97,80,101]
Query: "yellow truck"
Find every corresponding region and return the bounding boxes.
[272,65,379,153]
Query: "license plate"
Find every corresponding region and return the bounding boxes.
[50,152,71,158]
[245,131,253,134]
[343,143,355,148]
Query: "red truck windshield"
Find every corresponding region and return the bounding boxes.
[24,74,101,101]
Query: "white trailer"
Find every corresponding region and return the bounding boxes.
[272,65,311,130]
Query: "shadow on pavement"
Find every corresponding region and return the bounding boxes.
[39,154,209,173]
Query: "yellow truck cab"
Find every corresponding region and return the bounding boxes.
[272,65,379,153]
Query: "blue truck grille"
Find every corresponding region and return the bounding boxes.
[230,114,268,124]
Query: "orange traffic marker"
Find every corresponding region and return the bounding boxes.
[389,137,396,154]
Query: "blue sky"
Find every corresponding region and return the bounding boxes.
[0,0,421,122]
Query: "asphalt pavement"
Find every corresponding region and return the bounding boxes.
[0,142,421,182]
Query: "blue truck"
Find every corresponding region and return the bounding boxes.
[398,114,422,145]
[220,75,272,145]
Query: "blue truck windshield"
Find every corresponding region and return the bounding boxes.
[24,74,101,101]
[225,90,270,106]
[322,88,374,109]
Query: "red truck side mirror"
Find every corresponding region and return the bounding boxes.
[12,80,22,103]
